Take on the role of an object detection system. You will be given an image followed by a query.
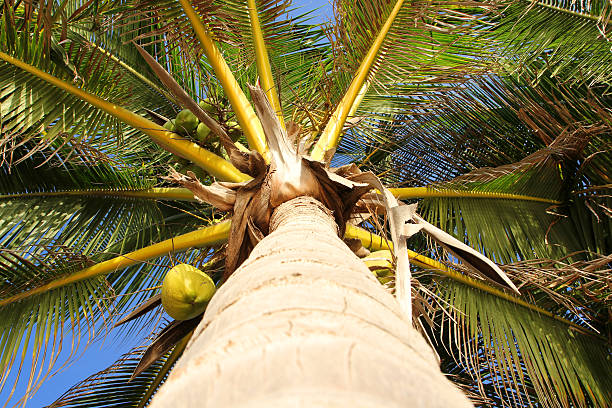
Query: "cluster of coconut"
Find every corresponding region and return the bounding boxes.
[163,99,243,178]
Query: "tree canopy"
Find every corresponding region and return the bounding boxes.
[0,0,610,407]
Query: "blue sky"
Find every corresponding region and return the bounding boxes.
[2,1,332,407]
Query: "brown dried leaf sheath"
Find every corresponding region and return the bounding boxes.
[131,317,199,381]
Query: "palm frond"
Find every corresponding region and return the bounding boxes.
[0,152,219,403]
[0,149,183,265]
[0,228,220,407]
[0,252,113,405]
[416,81,612,261]
[177,0,268,156]
[420,197,572,263]
[504,254,611,331]
[1,220,230,309]
[0,2,172,164]
[0,50,246,182]
[391,187,559,204]
[489,0,612,86]
[309,0,495,157]
[418,165,610,264]
[332,0,490,86]
[427,257,612,407]
[245,0,285,127]
[46,329,191,408]
[108,0,332,138]
[341,63,612,186]
[310,0,405,159]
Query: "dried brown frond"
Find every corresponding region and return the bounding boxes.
[165,167,237,211]
[454,124,609,185]
[503,253,612,330]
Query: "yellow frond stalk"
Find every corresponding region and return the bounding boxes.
[0,52,248,183]
[390,187,561,204]
[178,0,269,159]
[344,224,595,336]
[311,0,404,160]
[345,223,448,271]
[247,0,285,129]
[363,250,394,271]
[0,221,231,307]
[0,188,197,201]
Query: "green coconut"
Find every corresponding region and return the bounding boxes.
[198,98,215,114]
[196,122,211,142]
[161,263,216,320]
[175,109,199,133]
[163,119,176,132]
[227,120,241,141]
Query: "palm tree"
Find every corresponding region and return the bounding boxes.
[0,0,610,406]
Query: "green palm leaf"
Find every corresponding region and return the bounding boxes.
[489,0,612,86]
[46,329,191,408]
[0,1,174,164]
[430,263,612,407]
[108,0,330,124]
[0,149,210,401]
[0,234,212,404]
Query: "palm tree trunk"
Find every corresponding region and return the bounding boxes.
[149,196,472,407]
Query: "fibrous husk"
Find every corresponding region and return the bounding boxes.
[249,85,324,207]
[344,238,370,258]
[165,167,236,211]
[223,168,270,279]
[213,87,375,279]
[131,317,200,381]
[250,85,374,234]
[350,173,520,295]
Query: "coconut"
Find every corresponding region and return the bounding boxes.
[161,263,216,320]
[227,120,241,141]
[198,98,216,114]
[175,109,199,133]
[196,122,211,142]
[163,119,176,132]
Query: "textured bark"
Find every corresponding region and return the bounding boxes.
[150,196,473,407]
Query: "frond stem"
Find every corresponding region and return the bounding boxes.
[390,187,560,204]
[0,51,248,182]
[0,221,230,307]
[247,0,285,129]
[0,188,196,201]
[344,224,600,338]
[178,0,269,158]
[311,0,404,160]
